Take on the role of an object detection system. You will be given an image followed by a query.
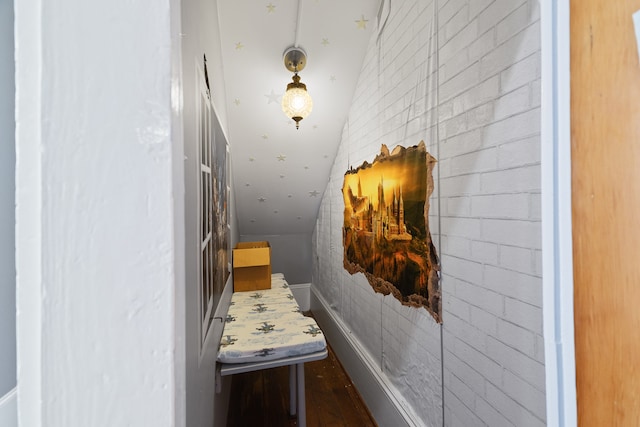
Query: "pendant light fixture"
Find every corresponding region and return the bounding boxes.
[281,46,313,129]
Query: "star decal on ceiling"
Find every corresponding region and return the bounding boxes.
[313,125,319,129]
[323,154,328,158]
[245,183,251,187]
[321,38,330,46]
[355,15,368,29]
[309,190,319,197]
[249,157,255,162]
[297,216,302,220]
[273,210,279,214]
[330,75,336,82]
[265,89,279,104]
[304,165,309,170]
[234,98,241,106]
[235,42,244,50]
[276,154,286,161]
[279,174,285,178]
[258,197,267,202]
[250,219,256,223]
[266,3,276,13]
[288,194,293,198]
[262,134,269,139]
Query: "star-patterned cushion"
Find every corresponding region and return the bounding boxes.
[217,274,327,364]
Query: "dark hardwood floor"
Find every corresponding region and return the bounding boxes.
[226,343,377,427]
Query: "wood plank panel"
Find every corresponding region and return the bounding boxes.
[571,0,640,425]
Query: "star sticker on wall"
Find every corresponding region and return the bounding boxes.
[321,38,330,46]
[234,98,241,106]
[355,15,368,29]
[309,190,319,197]
[264,89,279,104]
[258,197,266,202]
[235,42,244,50]
[276,154,286,161]
[266,3,275,13]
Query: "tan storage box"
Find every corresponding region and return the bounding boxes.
[233,241,272,291]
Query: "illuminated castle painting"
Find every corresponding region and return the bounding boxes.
[342,141,441,322]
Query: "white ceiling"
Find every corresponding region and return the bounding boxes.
[218,0,382,236]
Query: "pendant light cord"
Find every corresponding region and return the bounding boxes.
[293,0,303,48]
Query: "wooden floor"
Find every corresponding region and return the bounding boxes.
[226,343,377,427]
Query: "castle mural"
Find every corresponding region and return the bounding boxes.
[342,142,441,322]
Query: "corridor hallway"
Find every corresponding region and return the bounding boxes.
[226,344,376,427]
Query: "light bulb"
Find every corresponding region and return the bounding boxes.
[281,73,313,129]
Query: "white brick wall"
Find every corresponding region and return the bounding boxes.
[312,0,543,425]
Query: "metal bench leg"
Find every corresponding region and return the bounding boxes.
[297,362,306,427]
[289,364,296,416]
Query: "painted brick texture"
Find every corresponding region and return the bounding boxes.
[312,0,543,426]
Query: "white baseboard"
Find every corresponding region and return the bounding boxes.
[311,288,423,427]
[290,283,310,312]
[0,388,17,427]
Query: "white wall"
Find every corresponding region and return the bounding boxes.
[13,0,238,424]
[313,1,443,424]
[0,0,17,425]
[240,233,312,284]
[312,0,544,425]
[180,0,235,426]
[15,0,183,425]
[438,1,544,425]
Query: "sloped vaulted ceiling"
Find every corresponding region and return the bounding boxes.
[218,0,382,236]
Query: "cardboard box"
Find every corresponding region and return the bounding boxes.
[233,241,272,291]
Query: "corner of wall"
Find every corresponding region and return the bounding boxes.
[0,389,17,427]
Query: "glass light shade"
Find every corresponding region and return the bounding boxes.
[281,74,313,129]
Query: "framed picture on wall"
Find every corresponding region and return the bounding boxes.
[197,58,230,347]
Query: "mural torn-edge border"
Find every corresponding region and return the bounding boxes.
[342,141,441,323]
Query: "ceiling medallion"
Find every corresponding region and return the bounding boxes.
[281,47,313,129]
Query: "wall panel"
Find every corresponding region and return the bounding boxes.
[312,0,544,425]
